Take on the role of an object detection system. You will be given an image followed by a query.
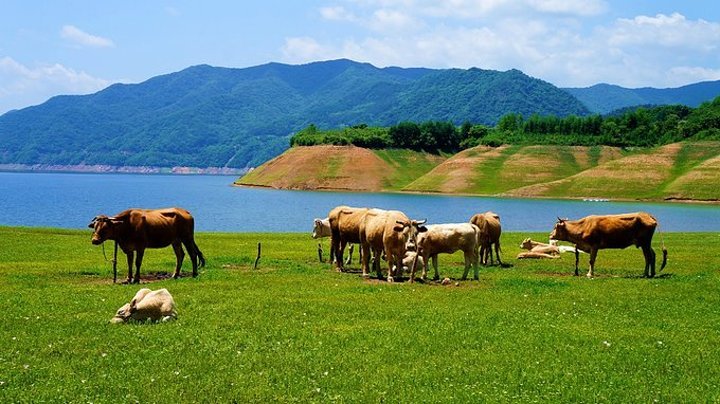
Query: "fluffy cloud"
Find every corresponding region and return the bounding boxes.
[61,25,115,48]
[0,57,110,114]
[284,2,720,88]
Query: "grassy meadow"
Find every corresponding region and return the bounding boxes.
[1,226,719,402]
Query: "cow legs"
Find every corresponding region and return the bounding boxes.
[345,244,354,266]
[432,255,440,281]
[574,247,580,276]
[172,241,185,279]
[494,242,502,266]
[587,248,597,278]
[642,245,656,278]
[125,251,134,283]
[360,244,371,277]
[181,238,198,277]
[134,249,144,283]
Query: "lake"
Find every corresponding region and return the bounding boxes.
[1,171,719,232]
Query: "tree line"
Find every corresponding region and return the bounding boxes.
[290,96,720,152]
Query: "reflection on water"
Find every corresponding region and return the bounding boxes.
[1,172,719,232]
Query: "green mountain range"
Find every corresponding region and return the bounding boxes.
[1,59,718,169]
[564,81,720,114]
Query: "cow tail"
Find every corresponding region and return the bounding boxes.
[195,242,206,268]
[657,220,667,272]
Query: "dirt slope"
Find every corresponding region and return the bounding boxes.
[236,145,446,192]
[237,143,720,202]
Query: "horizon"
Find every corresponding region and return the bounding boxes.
[2,1,719,114]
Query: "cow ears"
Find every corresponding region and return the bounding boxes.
[129,298,138,313]
[393,224,405,232]
[417,225,428,233]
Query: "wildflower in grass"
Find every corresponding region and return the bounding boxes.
[602,341,611,347]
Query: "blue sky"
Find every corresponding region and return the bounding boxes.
[1,0,719,114]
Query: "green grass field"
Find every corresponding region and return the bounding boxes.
[1,226,719,402]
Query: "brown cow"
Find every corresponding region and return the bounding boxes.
[359,209,427,282]
[470,211,502,266]
[89,207,205,283]
[328,205,369,271]
[549,212,667,278]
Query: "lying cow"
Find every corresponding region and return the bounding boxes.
[89,207,205,283]
[550,212,668,277]
[412,223,480,282]
[110,288,177,324]
[392,250,425,275]
[517,238,581,259]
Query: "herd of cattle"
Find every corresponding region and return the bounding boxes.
[89,206,669,287]
[310,206,668,282]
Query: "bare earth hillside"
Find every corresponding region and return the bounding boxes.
[236,143,720,202]
[236,145,446,192]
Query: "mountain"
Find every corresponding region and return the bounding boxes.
[0,59,588,170]
[565,80,720,114]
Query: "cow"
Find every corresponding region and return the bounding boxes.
[359,209,427,282]
[519,238,580,255]
[110,288,177,324]
[392,250,425,275]
[312,217,358,265]
[549,212,668,278]
[470,211,503,266]
[411,223,480,282]
[328,206,371,271]
[89,207,205,284]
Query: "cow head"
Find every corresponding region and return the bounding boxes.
[88,215,123,245]
[110,302,134,324]
[520,238,533,250]
[311,218,324,239]
[549,217,568,241]
[394,219,428,248]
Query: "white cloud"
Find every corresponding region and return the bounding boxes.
[61,25,115,48]
[288,3,720,88]
[320,6,357,22]
[281,37,331,62]
[0,56,111,114]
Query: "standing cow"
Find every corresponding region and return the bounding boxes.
[411,223,480,282]
[89,207,205,283]
[359,209,427,282]
[549,212,667,277]
[470,211,503,266]
[328,206,370,271]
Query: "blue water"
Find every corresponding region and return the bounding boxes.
[1,172,719,232]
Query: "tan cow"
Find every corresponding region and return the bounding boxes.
[328,206,369,271]
[470,211,502,266]
[359,209,427,282]
[110,288,177,324]
[412,223,480,282]
[549,212,668,277]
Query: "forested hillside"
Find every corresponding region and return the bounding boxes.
[0,60,587,169]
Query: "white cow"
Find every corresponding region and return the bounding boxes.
[110,288,177,324]
[412,223,480,282]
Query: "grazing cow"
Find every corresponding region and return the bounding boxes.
[359,209,427,282]
[470,211,503,266]
[412,223,480,282]
[89,207,205,284]
[328,206,370,271]
[549,212,667,278]
[110,288,177,324]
